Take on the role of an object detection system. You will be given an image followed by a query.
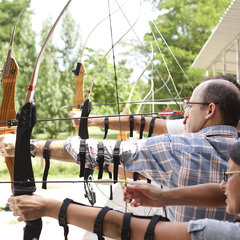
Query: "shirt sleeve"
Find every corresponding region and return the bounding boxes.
[166,119,184,134]
[188,219,240,240]
[64,134,173,183]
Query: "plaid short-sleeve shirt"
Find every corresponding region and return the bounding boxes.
[65,125,238,222]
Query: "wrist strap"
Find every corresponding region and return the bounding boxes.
[129,115,134,137]
[148,117,157,137]
[144,214,170,240]
[121,212,133,240]
[58,198,74,240]
[103,164,113,200]
[103,117,109,139]
[42,139,53,189]
[97,141,104,179]
[113,141,122,182]
[139,116,145,139]
[133,172,139,181]
[94,206,113,240]
[79,139,86,177]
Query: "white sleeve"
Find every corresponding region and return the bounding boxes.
[166,118,184,134]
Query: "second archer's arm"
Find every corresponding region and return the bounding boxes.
[0,134,75,162]
[123,181,226,209]
[34,140,75,162]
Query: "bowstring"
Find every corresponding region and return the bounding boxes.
[151,21,194,91]
[107,0,128,213]
[114,0,182,111]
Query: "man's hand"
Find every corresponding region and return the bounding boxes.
[123,182,164,208]
[8,195,61,222]
[69,110,81,128]
[0,133,16,157]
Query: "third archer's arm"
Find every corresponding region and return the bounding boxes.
[69,110,169,135]
[88,115,169,135]
[9,194,190,240]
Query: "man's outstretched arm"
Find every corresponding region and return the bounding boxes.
[123,181,226,208]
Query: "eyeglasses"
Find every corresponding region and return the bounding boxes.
[223,171,240,182]
[183,100,218,112]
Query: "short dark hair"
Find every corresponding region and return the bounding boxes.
[228,141,240,166]
[201,80,240,127]
[204,75,240,91]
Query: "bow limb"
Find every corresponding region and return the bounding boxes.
[0,0,31,191]
[13,1,72,239]
[116,42,153,141]
[25,0,72,103]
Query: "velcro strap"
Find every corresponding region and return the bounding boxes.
[58,198,73,240]
[139,116,145,139]
[129,115,134,137]
[79,139,86,178]
[121,213,133,240]
[103,164,113,200]
[113,141,122,183]
[103,117,109,139]
[148,117,157,137]
[144,215,170,240]
[94,206,113,240]
[133,172,139,181]
[98,141,104,179]
[42,139,53,189]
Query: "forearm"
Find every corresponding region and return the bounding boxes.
[162,184,226,208]
[88,116,168,135]
[35,140,75,163]
[46,198,189,240]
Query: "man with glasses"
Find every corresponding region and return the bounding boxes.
[69,75,239,136]
[0,77,240,223]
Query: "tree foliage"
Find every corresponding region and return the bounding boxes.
[0,0,36,110]
[135,0,232,111]
[0,0,234,136]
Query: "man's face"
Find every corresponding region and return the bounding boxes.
[183,83,209,133]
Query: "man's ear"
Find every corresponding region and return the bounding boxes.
[205,103,216,119]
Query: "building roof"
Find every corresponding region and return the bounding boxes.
[192,0,240,75]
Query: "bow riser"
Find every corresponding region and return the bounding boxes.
[72,62,85,133]
[1,55,19,187]
[14,100,36,194]
[13,99,42,240]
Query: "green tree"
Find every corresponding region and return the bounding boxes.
[57,9,82,134]
[82,48,135,116]
[32,16,62,137]
[0,0,36,111]
[127,0,232,111]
